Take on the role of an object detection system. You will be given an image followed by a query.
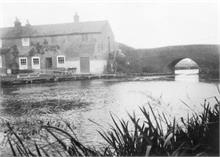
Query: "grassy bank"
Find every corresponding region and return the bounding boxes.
[1,98,219,156]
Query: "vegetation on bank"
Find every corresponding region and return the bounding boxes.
[0,98,219,156]
[2,99,89,117]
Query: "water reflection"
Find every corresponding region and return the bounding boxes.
[0,69,219,145]
[175,69,199,82]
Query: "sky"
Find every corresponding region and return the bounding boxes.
[0,0,219,48]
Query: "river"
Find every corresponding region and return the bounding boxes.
[0,69,220,145]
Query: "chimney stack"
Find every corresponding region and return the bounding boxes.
[14,17,21,27]
[74,12,79,23]
[25,19,31,27]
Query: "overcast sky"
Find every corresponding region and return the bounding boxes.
[0,0,219,48]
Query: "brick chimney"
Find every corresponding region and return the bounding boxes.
[74,13,79,23]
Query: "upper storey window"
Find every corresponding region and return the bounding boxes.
[22,38,30,46]
[0,39,2,48]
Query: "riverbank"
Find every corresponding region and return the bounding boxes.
[1,70,219,86]
[0,72,175,86]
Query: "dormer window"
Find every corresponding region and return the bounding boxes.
[0,39,2,48]
[22,38,30,46]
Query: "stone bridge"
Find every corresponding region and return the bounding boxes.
[137,45,220,78]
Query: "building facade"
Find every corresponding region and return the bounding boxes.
[0,14,117,75]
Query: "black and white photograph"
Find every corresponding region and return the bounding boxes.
[0,0,219,156]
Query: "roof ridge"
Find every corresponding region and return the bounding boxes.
[0,20,108,29]
[0,20,109,38]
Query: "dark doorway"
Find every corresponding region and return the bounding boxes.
[45,57,53,69]
[80,57,90,73]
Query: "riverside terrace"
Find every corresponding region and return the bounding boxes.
[0,71,176,86]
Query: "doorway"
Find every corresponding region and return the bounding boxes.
[45,57,53,69]
[80,57,90,73]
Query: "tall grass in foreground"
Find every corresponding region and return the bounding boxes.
[99,102,219,156]
[2,99,219,156]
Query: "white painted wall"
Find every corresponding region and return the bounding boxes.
[0,56,2,68]
[65,60,80,73]
[65,59,107,74]
[90,59,107,74]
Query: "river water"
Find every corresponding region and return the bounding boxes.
[0,69,220,145]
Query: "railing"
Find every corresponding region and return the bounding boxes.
[16,68,78,79]
[17,73,40,79]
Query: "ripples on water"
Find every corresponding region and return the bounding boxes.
[0,69,219,144]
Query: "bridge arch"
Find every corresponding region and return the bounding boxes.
[167,58,199,72]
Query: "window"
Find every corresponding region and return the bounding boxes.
[32,57,40,69]
[82,34,88,41]
[20,59,27,65]
[19,57,28,70]
[33,58,39,65]
[0,39,2,48]
[58,57,64,64]
[22,38,30,46]
[57,55,65,68]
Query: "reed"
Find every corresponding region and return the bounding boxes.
[2,98,219,156]
[99,100,219,156]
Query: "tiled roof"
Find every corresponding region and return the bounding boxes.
[0,21,108,39]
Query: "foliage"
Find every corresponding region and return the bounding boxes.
[11,45,19,57]
[99,100,219,156]
[3,119,100,156]
[29,42,60,56]
[115,43,143,73]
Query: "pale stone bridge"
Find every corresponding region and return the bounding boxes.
[137,45,220,78]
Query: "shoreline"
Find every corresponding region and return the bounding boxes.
[1,72,219,86]
[0,72,175,86]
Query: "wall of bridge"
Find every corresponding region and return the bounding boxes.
[138,45,220,77]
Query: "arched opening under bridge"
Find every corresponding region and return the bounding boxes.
[174,58,199,81]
